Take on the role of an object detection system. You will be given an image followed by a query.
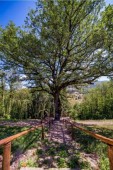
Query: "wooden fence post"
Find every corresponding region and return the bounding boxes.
[2,142,11,170]
[41,124,44,140]
[108,145,113,170]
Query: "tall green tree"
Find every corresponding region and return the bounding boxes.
[1,0,113,120]
[73,82,113,120]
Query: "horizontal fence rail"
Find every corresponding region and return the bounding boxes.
[0,125,41,146]
[1,118,113,170]
[65,119,113,170]
[0,123,45,170]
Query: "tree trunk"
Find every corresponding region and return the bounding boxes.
[53,92,61,121]
[8,83,13,116]
[1,76,5,116]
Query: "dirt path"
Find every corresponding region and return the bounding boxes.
[36,120,81,169]
[45,121,99,170]
[48,121,72,144]
[0,119,99,169]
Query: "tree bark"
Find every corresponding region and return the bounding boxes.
[53,92,61,121]
[1,75,5,116]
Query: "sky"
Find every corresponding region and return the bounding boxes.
[0,0,113,27]
[0,0,113,81]
[0,0,36,27]
[106,0,113,5]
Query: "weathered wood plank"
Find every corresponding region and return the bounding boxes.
[2,142,11,170]
[108,145,113,170]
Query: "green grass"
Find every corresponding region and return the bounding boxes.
[67,153,80,168]
[37,149,43,155]
[76,119,113,130]
[36,139,88,169]
[71,125,112,170]
[0,126,28,140]
[19,159,37,168]
[58,150,68,157]
[96,125,113,130]
[57,157,67,168]
[0,126,41,155]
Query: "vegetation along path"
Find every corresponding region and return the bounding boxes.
[9,120,99,170]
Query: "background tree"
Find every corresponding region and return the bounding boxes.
[0,0,113,120]
[0,71,5,116]
[72,82,113,120]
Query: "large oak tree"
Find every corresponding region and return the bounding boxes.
[0,0,113,120]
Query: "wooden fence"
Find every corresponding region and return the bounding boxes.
[0,123,45,170]
[65,119,113,170]
[1,118,113,170]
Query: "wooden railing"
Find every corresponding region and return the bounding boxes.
[65,119,113,170]
[1,118,113,170]
[0,123,45,170]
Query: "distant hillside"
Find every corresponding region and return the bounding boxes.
[67,81,109,106]
[67,81,109,94]
[83,81,108,93]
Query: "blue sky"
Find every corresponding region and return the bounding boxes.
[0,0,113,27]
[0,0,36,27]
[106,0,113,5]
